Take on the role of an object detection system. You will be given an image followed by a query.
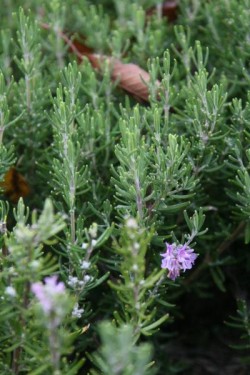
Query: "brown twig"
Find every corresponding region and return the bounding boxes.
[40,22,85,61]
[40,22,159,102]
[184,221,246,285]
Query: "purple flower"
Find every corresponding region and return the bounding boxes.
[31,276,65,315]
[161,243,198,281]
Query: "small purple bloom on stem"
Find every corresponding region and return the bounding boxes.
[31,275,65,315]
[161,243,198,280]
[32,276,69,369]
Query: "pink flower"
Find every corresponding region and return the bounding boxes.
[161,243,198,281]
[31,276,65,314]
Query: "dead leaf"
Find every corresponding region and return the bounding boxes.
[87,53,159,102]
[147,1,179,22]
[40,23,160,102]
[1,167,30,203]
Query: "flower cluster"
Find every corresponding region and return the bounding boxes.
[32,275,65,313]
[161,243,198,281]
[67,274,93,289]
[72,303,84,318]
[31,276,67,327]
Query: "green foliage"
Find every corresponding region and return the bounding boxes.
[109,218,168,339]
[0,199,83,374]
[90,322,154,375]
[112,107,198,226]
[226,299,250,355]
[0,1,250,373]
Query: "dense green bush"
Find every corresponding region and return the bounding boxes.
[0,1,250,374]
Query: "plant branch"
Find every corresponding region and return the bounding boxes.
[40,22,84,60]
[184,221,246,285]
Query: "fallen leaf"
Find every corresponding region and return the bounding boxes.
[147,1,179,22]
[1,167,30,203]
[88,53,159,102]
[40,23,160,102]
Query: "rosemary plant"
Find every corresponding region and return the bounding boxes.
[0,1,250,374]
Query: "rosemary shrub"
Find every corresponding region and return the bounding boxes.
[0,1,250,374]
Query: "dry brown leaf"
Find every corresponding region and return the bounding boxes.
[40,23,160,102]
[1,167,30,203]
[88,54,159,102]
[147,1,179,22]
